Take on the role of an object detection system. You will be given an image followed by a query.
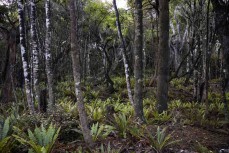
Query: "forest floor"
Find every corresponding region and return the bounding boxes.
[2,77,228,153]
[52,78,229,153]
[55,123,229,153]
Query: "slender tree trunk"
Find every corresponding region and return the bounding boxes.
[45,0,55,112]
[113,0,134,106]
[69,0,93,146]
[222,35,229,121]
[157,0,170,113]
[17,0,35,114]
[87,49,91,77]
[133,0,145,122]
[149,10,159,87]
[202,0,211,115]
[30,0,40,111]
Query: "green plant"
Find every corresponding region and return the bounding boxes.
[87,105,105,122]
[116,103,134,117]
[146,126,179,153]
[91,90,100,99]
[94,142,121,153]
[128,124,145,140]
[56,81,75,99]
[226,92,229,101]
[152,111,171,124]
[169,100,182,109]
[58,99,78,117]
[170,78,186,88]
[112,113,129,138]
[0,117,14,153]
[13,123,60,153]
[91,122,115,141]
[144,107,152,121]
[113,77,127,88]
[195,141,213,153]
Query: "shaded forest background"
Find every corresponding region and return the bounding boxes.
[0,0,229,152]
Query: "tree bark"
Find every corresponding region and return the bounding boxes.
[69,0,94,146]
[30,0,40,111]
[211,0,229,121]
[17,0,35,114]
[133,0,145,122]
[45,0,55,112]
[202,0,211,115]
[157,0,170,113]
[221,35,229,121]
[1,30,16,103]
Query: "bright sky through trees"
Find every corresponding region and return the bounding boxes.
[102,0,127,9]
[0,0,128,9]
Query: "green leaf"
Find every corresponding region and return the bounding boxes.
[2,117,10,139]
[0,136,10,150]
[13,124,60,153]
[28,129,37,143]
[34,126,43,146]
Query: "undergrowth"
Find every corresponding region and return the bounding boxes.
[0,77,228,152]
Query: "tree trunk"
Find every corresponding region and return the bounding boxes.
[69,0,94,146]
[1,30,16,103]
[17,0,35,114]
[30,0,40,111]
[202,0,211,115]
[211,0,229,121]
[45,0,55,112]
[133,0,145,122]
[157,0,170,113]
[222,35,229,121]
[113,0,134,106]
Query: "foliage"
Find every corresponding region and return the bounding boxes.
[169,100,226,127]
[86,100,107,122]
[113,102,134,117]
[170,78,186,89]
[226,92,229,101]
[194,141,213,153]
[128,124,145,140]
[56,81,75,100]
[112,113,130,138]
[152,111,172,124]
[90,122,115,141]
[94,142,121,153]
[13,124,60,153]
[145,126,179,153]
[0,117,14,153]
[84,0,116,30]
[58,99,78,118]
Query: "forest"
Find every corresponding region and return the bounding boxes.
[0,0,229,152]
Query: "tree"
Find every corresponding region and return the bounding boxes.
[30,0,40,111]
[133,0,145,122]
[45,0,55,112]
[0,6,17,103]
[17,0,35,114]
[157,0,170,113]
[202,0,211,115]
[69,0,93,146]
[113,0,134,105]
[211,0,229,121]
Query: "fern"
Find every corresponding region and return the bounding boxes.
[0,117,14,153]
[13,123,60,153]
[113,113,129,138]
[91,122,115,141]
[0,117,9,140]
[146,126,180,153]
